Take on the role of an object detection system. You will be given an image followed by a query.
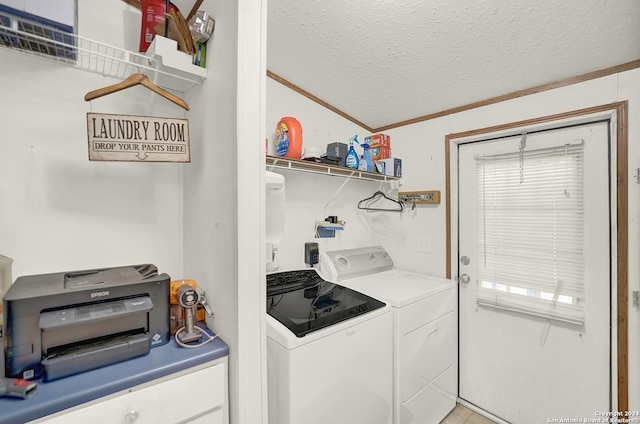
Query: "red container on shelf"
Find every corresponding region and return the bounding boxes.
[139,0,178,52]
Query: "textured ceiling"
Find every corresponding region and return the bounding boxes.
[267,0,640,130]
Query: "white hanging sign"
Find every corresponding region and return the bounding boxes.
[86,113,190,162]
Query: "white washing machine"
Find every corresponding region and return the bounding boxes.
[266,268,394,424]
[320,246,457,424]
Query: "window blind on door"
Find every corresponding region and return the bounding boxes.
[474,140,585,325]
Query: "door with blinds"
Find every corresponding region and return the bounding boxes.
[457,121,611,423]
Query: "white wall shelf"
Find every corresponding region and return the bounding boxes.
[266,155,401,183]
[0,9,205,93]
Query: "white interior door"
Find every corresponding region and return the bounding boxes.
[458,122,611,423]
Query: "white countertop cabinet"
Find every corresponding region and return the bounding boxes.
[1,326,229,424]
[29,358,228,424]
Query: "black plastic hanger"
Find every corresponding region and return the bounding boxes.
[357,191,404,212]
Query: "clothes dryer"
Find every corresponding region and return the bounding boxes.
[320,246,457,424]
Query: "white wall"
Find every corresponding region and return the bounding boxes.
[267,68,640,410]
[266,78,450,274]
[266,79,398,270]
[266,80,369,156]
[183,0,267,423]
[1,1,267,423]
[0,1,184,280]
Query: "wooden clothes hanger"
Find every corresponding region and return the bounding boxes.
[84,73,190,111]
[357,190,404,212]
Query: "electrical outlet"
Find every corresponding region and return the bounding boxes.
[417,237,432,253]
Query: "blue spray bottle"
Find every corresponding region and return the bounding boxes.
[344,135,360,169]
[360,142,374,172]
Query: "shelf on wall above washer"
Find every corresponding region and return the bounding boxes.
[266,155,401,183]
[0,8,206,93]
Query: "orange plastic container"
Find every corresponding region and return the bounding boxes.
[275,117,303,159]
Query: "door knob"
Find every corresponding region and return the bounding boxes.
[460,256,470,265]
[459,274,470,284]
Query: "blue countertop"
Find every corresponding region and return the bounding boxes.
[0,326,228,424]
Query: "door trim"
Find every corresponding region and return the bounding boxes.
[445,101,629,412]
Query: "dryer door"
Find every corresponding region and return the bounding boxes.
[401,310,455,402]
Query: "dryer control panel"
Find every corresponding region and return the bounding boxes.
[321,246,394,281]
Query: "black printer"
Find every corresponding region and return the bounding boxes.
[2,264,170,381]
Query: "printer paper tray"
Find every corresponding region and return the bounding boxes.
[39,296,153,353]
[41,333,150,381]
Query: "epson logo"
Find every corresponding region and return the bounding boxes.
[91,291,110,298]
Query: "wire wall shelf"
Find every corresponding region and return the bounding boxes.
[0,9,206,93]
[266,155,401,183]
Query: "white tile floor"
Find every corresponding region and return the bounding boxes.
[441,404,498,424]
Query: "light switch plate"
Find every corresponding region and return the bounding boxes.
[418,237,432,253]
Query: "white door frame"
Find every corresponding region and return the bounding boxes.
[445,102,629,413]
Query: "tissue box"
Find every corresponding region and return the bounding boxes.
[379,158,402,177]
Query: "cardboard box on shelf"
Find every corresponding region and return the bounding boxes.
[378,158,402,177]
[371,145,391,160]
[364,133,391,147]
[366,133,391,160]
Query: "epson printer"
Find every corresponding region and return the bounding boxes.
[2,264,170,381]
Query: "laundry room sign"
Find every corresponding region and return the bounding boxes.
[86,113,190,162]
